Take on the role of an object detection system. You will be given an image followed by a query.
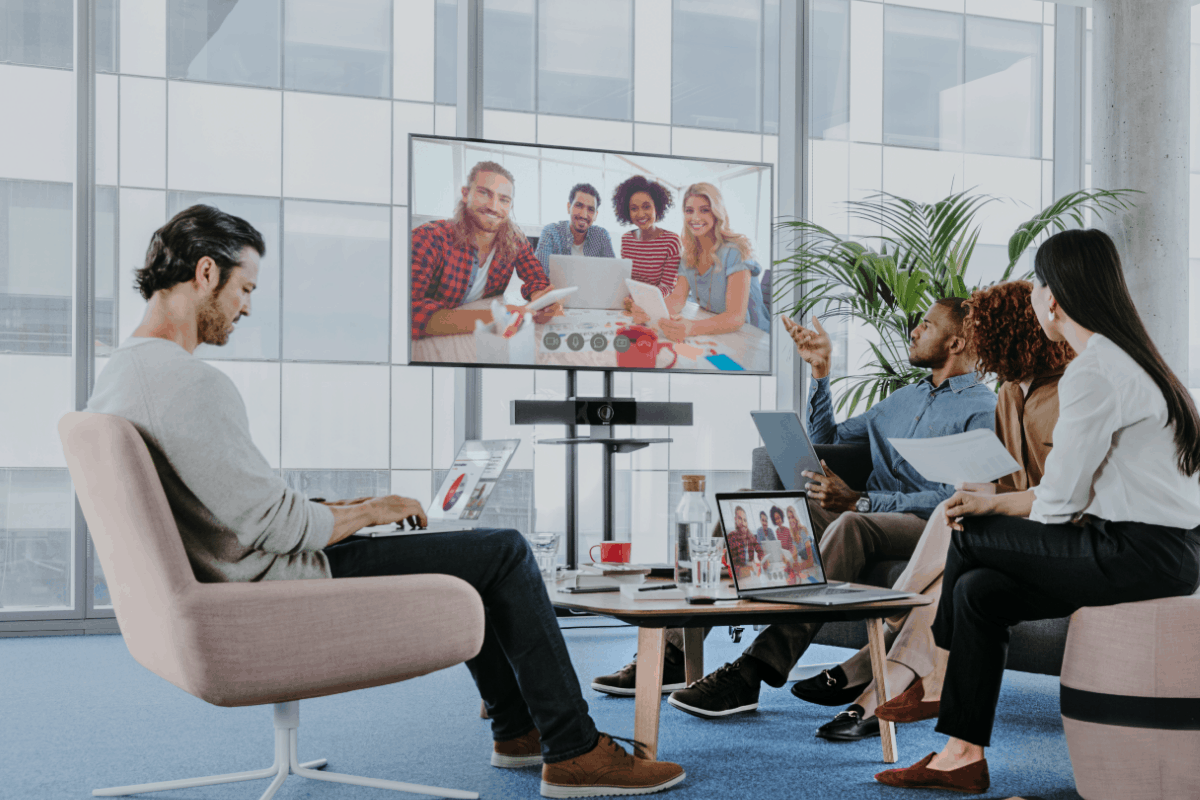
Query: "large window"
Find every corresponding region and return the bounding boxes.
[883,6,1043,157]
[672,0,779,134]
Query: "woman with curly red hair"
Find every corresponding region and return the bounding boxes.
[798,280,1076,744]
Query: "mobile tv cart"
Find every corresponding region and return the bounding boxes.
[511,369,692,569]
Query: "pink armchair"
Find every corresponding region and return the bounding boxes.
[59,412,486,799]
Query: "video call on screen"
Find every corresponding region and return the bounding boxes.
[407,135,774,376]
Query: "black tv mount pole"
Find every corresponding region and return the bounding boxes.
[511,368,693,569]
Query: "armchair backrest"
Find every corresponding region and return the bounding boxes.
[58,412,196,680]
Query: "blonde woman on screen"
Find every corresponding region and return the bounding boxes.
[631,182,770,340]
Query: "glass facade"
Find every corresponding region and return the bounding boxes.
[3,0,1197,624]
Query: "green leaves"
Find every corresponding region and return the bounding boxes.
[773,186,1137,415]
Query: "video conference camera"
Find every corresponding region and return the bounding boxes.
[511,398,693,427]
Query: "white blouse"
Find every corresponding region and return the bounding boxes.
[1030,334,1200,529]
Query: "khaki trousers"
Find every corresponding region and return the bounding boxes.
[838,499,955,685]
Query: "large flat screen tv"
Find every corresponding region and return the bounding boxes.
[407,134,774,375]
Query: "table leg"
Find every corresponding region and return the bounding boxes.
[867,617,898,763]
[633,627,666,761]
[682,628,704,685]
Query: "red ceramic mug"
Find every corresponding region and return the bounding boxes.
[615,324,678,370]
[589,542,632,563]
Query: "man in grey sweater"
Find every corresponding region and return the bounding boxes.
[87,204,684,799]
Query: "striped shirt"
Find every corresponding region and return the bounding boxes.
[620,229,681,297]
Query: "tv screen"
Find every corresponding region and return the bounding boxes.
[407,134,774,375]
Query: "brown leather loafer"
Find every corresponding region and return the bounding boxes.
[876,677,940,723]
[541,733,685,797]
[875,752,989,794]
[492,727,543,768]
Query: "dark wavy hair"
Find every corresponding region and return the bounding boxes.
[569,182,601,207]
[612,175,673,225]
[135,205,265,300]
[770,506,785,526]
[965,281,1074,384]
[1035,228,1200,476]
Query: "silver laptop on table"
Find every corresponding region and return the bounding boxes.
[714,490,913,606]
[353,439,521,537]
[547,255,633,310]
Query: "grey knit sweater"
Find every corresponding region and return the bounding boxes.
[88,337,333,582]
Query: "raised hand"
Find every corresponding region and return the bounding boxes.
[782,315,832,379]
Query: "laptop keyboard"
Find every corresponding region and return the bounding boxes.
[771,586,859,600]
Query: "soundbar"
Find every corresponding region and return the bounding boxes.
[511,398,693,427]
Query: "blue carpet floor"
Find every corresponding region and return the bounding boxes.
[1,625,1081,800]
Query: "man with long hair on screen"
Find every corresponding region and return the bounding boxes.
[411,160,564,339]
[88,205,687,798]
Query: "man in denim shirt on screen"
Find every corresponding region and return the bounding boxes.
[533,183,616,270]
[661,298,997,725]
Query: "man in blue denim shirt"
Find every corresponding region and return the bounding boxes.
[533,183,615,271]
[666,298,998,726]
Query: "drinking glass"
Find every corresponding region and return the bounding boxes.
[528,532,561,582]
[689,536,724,590]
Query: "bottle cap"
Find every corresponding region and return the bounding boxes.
[682,474,705,493]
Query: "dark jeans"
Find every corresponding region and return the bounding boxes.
[324,528,599,763]
[933,515,1200,747]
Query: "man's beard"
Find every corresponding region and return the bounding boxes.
[572,217,589,233]
[908,339,947,369]
[197,295,232,346]
[465,203,503,232]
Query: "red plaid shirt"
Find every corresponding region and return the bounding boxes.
[725,525,764,571]
[410,219,550,338]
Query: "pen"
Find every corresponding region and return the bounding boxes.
[637,583,678,592]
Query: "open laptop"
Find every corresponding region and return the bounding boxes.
[547,255,633,310]
[751,411,826,488]
[353,439,520,537]
[714,490,913,606]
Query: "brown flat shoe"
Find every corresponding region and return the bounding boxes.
[492,727,543,768]
[875,752,989,794]
[876,677,940,723]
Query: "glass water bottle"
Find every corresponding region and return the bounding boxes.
[674,475,711,586]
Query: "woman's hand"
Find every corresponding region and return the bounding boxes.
[944,491,996,531]
[629,303,649,325]
[660,315,692,342]
[622,295,635,312]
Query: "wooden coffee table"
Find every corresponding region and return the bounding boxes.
[554,581,932,764]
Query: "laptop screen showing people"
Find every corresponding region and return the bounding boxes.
[715,492,824,593]
[547,255,633,309]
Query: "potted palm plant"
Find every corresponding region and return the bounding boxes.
[772,188,1138,413]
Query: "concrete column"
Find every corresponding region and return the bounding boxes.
[1092,0,1190,382]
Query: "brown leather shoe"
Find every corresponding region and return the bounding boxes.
[541,733,686,797]
[875,752,990,794]
[492,727,543,768]
[876,677,940,723]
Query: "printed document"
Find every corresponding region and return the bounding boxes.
[888,429,1020,485]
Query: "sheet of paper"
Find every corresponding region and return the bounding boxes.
[887,429,1021,485]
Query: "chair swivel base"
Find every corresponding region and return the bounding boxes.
[92,701,479,800]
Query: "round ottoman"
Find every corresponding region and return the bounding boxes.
[1059,589,1200,799]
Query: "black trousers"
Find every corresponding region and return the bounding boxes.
[932,515,1200,747]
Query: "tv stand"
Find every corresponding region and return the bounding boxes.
[510,370,693,568]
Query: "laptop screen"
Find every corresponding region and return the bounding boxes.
[715,493,825,592]
[429,439,520,521]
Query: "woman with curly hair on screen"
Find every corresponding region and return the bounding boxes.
[645,182,770,342]
[796,280,1077,745]
[613,175,681,299]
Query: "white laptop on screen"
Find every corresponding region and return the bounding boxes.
[353,439,520,537]
[547,255,633,310]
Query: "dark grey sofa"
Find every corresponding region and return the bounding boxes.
[751,446,1069,676]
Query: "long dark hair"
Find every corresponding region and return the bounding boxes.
[1034,229,1200,476]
